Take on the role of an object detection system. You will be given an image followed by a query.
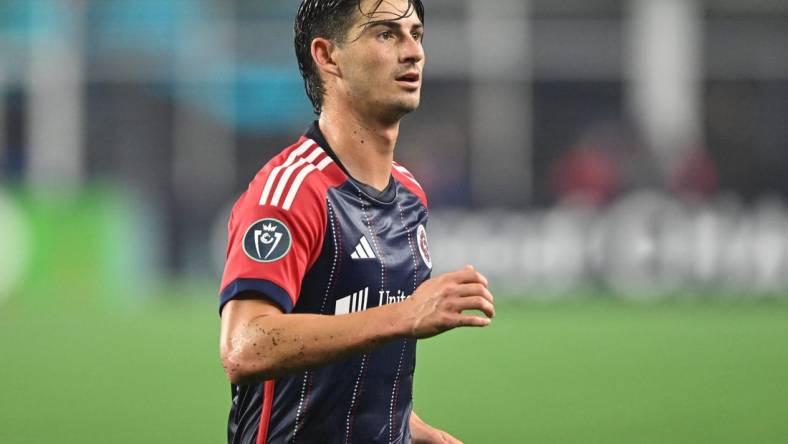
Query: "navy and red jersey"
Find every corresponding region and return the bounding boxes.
[219,122,432,444]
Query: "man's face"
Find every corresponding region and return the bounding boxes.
[333,0,425,121]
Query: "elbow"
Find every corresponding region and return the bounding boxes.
[221,355,255,385]
[220,342,277,385]
[220,311,285,384]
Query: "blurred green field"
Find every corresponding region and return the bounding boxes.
[1,291,787,443]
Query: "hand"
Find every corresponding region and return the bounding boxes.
[413,428,463,444]
[401,265,495,339]
[410,412,464,444]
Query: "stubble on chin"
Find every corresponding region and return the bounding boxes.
[395,94,421,116]
[371,99,418,124]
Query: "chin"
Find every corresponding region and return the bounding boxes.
[370,95,421,122]
[398,103,420,114]
[394,97,421,115]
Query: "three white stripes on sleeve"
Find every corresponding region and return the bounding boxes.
[258,141,423,212]
[259,140,334,211]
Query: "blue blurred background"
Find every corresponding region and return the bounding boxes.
[2,1,788,443]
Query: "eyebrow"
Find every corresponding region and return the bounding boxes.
[363,20,424,33]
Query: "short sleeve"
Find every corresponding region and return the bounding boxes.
[218,181,327,314]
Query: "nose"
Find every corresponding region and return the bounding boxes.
[400,34,424,65]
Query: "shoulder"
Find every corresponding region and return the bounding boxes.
[234,136,347,220]
[391,161,428,208]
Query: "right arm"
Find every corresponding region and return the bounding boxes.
[220,265,494,384]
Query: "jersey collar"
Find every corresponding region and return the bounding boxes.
[305,121,397,203]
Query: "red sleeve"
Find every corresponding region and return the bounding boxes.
[218,172,328,314]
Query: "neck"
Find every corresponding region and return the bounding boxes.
[318,104,400,192]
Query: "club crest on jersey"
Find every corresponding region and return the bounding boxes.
[417,224,432,269]
[243,218,292,263]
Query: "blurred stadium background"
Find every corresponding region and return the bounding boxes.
[1,0,788,442]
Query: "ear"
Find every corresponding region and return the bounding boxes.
[311,37,342,79]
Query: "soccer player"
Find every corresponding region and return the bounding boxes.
[218,1,495,442]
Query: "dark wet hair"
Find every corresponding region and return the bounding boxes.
[294,0,425,115]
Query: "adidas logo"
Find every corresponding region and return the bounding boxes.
[350,236,376,260]
[335,287,369,315]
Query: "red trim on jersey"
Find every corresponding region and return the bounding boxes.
[220,136,347,311]
[256,380,275,444]
[391,162,428,208]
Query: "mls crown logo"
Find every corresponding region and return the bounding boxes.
[243,218,292,263]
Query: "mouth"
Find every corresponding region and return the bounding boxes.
[395,72,421,89]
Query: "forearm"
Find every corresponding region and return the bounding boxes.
[225,301,411,383]
[221,266,493,384]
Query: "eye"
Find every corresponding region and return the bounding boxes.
[379,31,394,41]
[412,31,423,42]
